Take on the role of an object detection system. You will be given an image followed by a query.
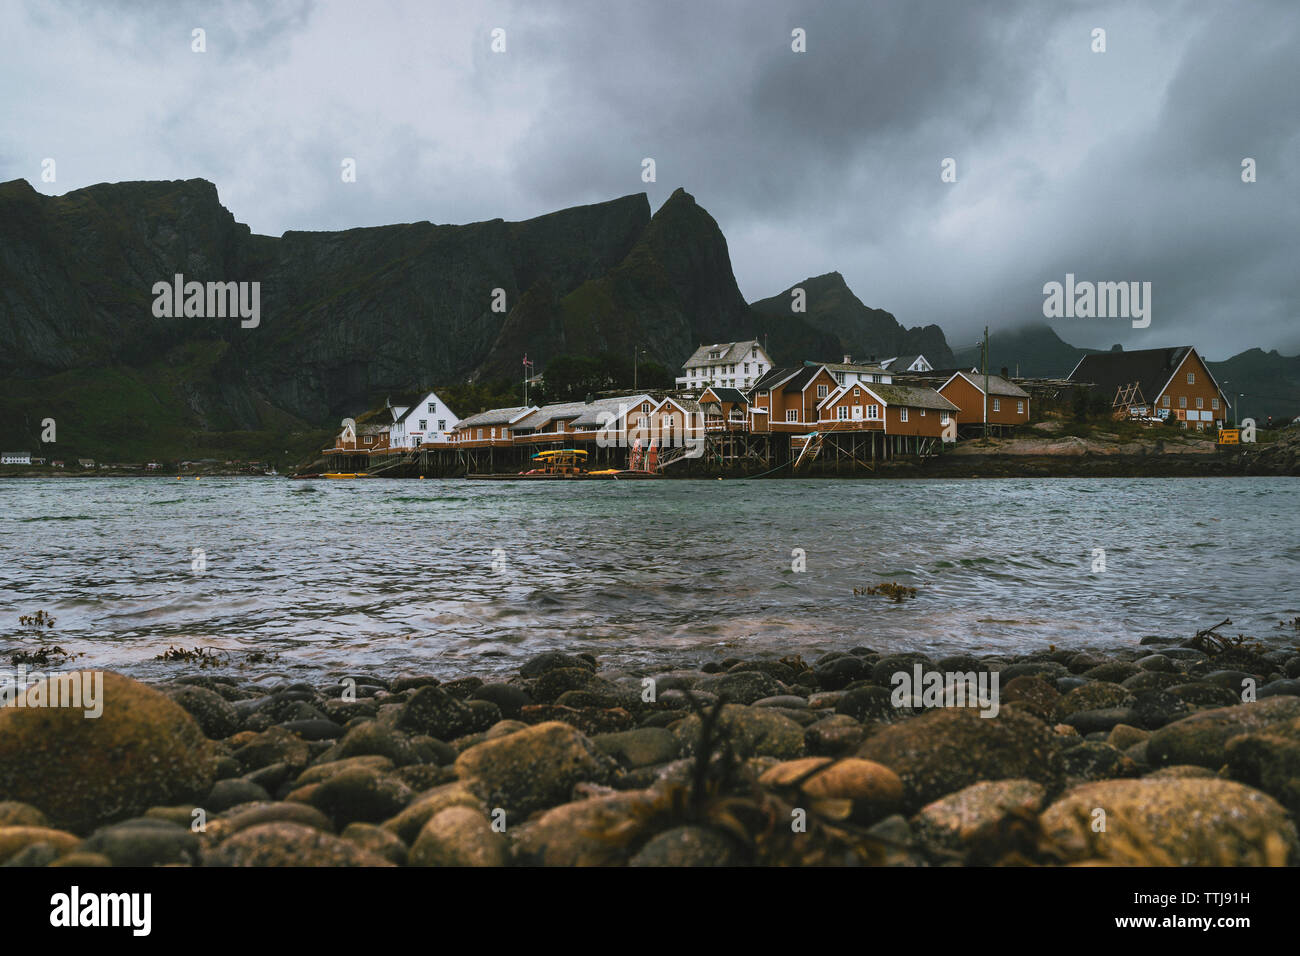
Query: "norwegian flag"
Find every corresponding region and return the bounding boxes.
[522,354,534,372]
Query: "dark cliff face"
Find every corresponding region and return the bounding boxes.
[750,271,955,367]
[0,179,675,452]
[0,178,253,373]
[477,187,757,378]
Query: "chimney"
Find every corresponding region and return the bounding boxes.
[1000,366,1009,378]
[843,354,852,364]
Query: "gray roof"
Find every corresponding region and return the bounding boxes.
[1067,347,1221,406]
[457,406,535,428]
[570,394,656,429]
[883,354,932,371]
[681,340,765,369]
[665,397,702,414]
[947,370,1030,398]
[749,367,801,395]
[856,383,959,411]
[701,386,749,406]
[809,360,891,375]
[512,401,591,431]
[358,423,390,436]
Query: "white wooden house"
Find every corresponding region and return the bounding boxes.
[881,354,934,373]
[809,357,894,388]
[390,390,462,447]
[677,340,775,390]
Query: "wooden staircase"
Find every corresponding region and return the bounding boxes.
[792,432,825,470]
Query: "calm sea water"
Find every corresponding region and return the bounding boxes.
[1,477,1297,682]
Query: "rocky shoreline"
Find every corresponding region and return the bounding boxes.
[3,635,1300,867]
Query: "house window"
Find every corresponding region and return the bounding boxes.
[752,346,757,358]
[662,415,673,430]
[786,409,798,422]
[438,420,446,431]
[837,406,849,420]
[427,402,436,413]
[940,412,950,424]
[992,398,1001,412]
[1196,397,1204,409]
[744,363,749,374]
[490,427,496,438]
[364,437,373,445]
[419,419,427,430]
[637,416,649,428]
[817,384,829,398]
[920,408,926,416]
[1163,395,1170,407]
[1179,396,1187,408]
[835,371,845,384]
[1187,372,1195,384]
[641,402,650,413]
[1212,398,1219,410]
[853,388,860,398]
[900,407,909,422]
[867,405,880,420]
[477,429,484,439]
[1017,401,1024,414]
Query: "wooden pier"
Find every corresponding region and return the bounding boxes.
[318,429,948,478]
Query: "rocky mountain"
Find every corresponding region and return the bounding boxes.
[750,272,955,368]
[952,323,1102,378]
[0,179,813,461]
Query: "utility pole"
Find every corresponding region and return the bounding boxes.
[522,354,533,405]
[634,347,646,391]
[982,325,989,440]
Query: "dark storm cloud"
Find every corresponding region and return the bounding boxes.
[1,0,1295,357]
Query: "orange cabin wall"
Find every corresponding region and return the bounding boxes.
[1154,352,1228,427]
[884,405,950,436]
[940,375,1029,425]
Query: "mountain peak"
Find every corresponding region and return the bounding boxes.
[750,272,954,367]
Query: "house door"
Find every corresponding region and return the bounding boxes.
[852,405,863,420]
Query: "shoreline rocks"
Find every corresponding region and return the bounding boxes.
[2,638,1299,866]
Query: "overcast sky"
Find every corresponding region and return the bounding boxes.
[2,0,1296,358]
